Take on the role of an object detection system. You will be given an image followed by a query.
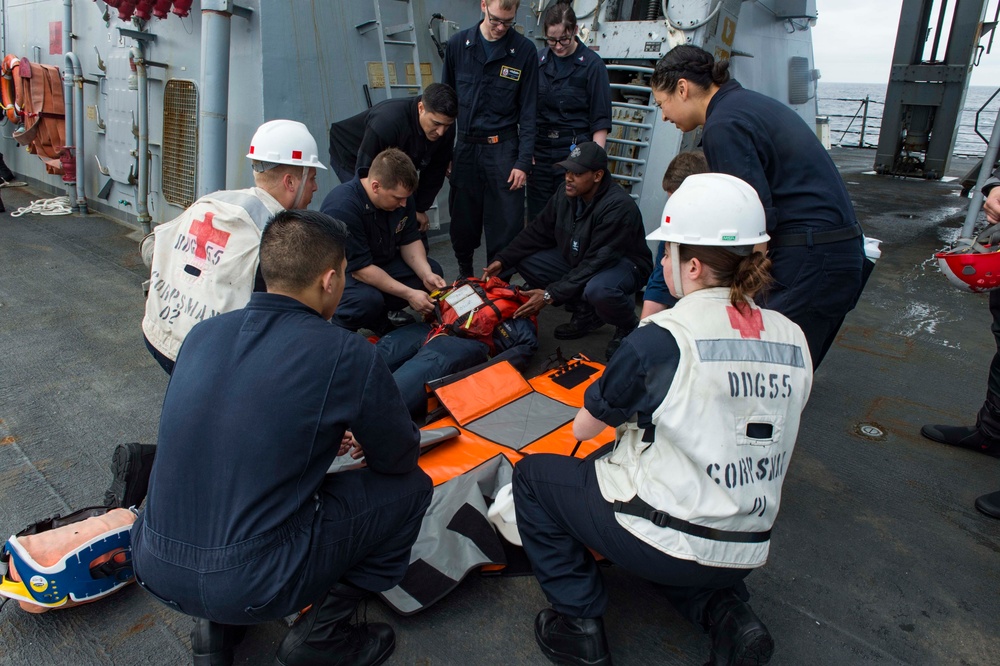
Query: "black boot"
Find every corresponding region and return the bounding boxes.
[534,608,612,666]
[104,442,158,508]
[275,583,395,666]
[554,303,606,340]
[920,391,1000,457]
[191,618,247,666]
[0,152,15,183]
[705,590,773,666]
[457,260,475,280]
[605,317,639,361]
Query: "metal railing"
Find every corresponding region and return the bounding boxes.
[823,96,884,148]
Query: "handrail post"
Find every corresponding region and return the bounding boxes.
[859,95,870,148]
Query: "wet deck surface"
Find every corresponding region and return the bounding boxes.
[1,148,998,665]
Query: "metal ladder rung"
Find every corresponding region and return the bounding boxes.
[384,22,414,35]
[613,101,656,112]
[389,83,420,89]
[607,137,651,148]
[611,83,654,94]
[614,120,654,130]
[613,173,644,183]
[608,154,645,165]
[384,39,416,46]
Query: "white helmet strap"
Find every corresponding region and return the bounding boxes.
[670,242,684,299]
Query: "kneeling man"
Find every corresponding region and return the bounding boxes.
[484,142,651,360]
[131,210,432,666]
[321,148,446,332]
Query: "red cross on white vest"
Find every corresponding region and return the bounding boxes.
[726,304,764,339]
[188,212,231,261]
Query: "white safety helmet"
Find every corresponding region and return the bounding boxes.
[646,173,768,298]
[646,172,768,247]
[246,119,327,171]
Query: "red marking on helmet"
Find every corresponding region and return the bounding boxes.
[249,146,255,154]
[664,215,671,224]
[292,150,303,160]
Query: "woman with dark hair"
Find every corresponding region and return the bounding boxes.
[527,0,612,221]
[514,173,813,666]
[649,44,866,369]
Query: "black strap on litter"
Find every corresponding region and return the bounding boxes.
[612,496,771,543]
[768,223,862,248]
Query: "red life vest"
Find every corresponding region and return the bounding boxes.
[426,277,535,354]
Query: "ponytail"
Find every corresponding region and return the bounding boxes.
[651,44,731,94]
[677,246,772,309]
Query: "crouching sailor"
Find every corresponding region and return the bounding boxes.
[141,119,326,375]
[131,210,432,666]
[512,173,813,666]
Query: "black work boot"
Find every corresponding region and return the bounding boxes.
[554,303,606,340]
[605,317,639,361]
[104,442,157,509]
[920,391,1000,458]
[975,490,1000,519]
[457,261,475,280]
[0,152,15,183]
[705,590,774,666]
[534,608,612,666]
[275,583,395,666]
[191,618,247,666]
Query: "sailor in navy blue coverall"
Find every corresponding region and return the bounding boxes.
[442,1,538,276]
[527,4,611,222]
[651,45,866,368]
[131,210,431,665]
[320,154,445,332]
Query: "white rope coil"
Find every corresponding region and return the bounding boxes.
[10,196,73,217]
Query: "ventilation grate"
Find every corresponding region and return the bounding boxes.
[162,80,198,208]
[788,56,812,106]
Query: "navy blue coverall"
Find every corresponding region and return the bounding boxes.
[527,39,612,221]
[327,95,454,217]
[514,324,751,625]
[703,80,866,368]
[442,23,538,267]
[320,169,443,331]
[131,293,432,624]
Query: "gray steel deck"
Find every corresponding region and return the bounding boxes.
[0,149,998,665]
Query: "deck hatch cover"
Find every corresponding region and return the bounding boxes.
[162,80,198,208]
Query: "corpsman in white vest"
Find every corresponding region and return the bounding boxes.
[140,119,326,375]
[512,173,813,666]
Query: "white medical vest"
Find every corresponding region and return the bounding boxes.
[141,188,283,361]
[594,288,813,568]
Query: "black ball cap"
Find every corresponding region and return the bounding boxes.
[555,141,608,174]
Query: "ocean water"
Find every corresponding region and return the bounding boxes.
[817,81,1000,156]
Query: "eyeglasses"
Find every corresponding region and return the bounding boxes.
[485,5,516,28]
[545,35,573,46]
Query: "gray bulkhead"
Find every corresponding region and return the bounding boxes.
[0,0,817,234]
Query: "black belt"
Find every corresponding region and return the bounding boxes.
[459,127,519,145]
[612,496,771,544]
[539,128,588,140]
[768,223,863,248]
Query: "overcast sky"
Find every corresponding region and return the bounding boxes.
[811,0,1000,87]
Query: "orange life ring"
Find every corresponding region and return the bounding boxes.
[1,54,22,124]
[1,54,23,124]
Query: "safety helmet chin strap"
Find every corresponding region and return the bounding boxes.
[669,242,684,299]
[290,166,310,209]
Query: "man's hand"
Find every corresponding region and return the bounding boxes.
[423,272,447,292]
[338,431,357,457]
[508,168,527,191]
[407,289,437,315]
[514,288,546,318]
[985,187,1000,224]
[416,211,430,233]
[483,260,503,279]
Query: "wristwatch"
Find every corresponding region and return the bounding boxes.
[542,291,553,305]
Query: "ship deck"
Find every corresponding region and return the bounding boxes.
[0,148,997,665]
